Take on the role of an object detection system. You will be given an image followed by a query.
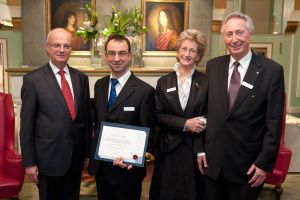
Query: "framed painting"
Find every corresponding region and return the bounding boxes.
[250,43,272,58]
[46,0,96,55]
[142,0,189,56]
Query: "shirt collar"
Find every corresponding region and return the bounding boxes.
[229,50,252,70]
[49,60,69,75]
[110,69,132,87]
[173,62,195,78]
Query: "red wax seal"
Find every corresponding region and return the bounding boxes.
[133,154,138,160]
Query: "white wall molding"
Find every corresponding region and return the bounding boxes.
[287,34,295,111]
[0,38,8,92]
[297,51,300,97]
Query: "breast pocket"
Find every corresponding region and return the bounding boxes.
[241,89,267,112]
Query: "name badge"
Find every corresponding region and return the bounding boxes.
[241,81,253,89]
[167,87,176,92]
[124,107,135,111]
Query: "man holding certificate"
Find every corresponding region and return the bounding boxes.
[88,34,155,200]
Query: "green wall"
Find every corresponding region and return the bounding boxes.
[0,30,23,68]
[290,23,300,108]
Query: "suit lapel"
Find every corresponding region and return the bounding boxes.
[184,71,202,115]
[44,65,70,115]
[108,73,136,112]
[102,76,110,112]
[168,72,185,113]
[229,53,262,114]
[219,57,231,113]
[69,66,80,113]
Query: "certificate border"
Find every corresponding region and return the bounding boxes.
[94,121,150,167]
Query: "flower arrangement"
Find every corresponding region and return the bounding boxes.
[75,4,148,67]
[76,4,100,41]
[102,5,149,38]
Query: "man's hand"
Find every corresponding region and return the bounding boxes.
[247,164,267,187]
[197,155,207,175]
[25,165,39,184]
[185,116,207,133]
[113,157,133,170]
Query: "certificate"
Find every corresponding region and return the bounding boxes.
[94,122,150,167]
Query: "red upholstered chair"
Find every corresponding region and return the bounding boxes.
[264,96,292,200]
[0,92,25,199]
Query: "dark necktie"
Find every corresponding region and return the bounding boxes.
[108,78,119,110]
[58,70,76,120]
[228,61,241,111]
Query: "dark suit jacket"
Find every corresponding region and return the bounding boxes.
[20,64,91,176]
[155,70,208,153]
[88,73,155,185]
[204,52,285,184]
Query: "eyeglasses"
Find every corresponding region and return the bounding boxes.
[47,43,72,51]
[106,51,130,58]
[179,47,198,55]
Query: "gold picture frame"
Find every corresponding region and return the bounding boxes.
[46,0,96,56]
[250,43,272,58]
[142,0,189,57]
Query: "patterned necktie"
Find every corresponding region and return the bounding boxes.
[228,61,241,111]
[108,78,119,110]
[58,69,76,120]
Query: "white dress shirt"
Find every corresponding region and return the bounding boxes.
[227,50,252,90]
[108,69,131,99]
[174,62,196,111]
[49,61,75,100]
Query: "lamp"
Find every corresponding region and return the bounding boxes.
[0,3,13,27]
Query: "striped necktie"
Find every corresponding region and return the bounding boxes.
[107,78,119,110]
[228,61,241,111]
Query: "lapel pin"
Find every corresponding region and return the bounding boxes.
[256,71,259,74]
[195,83,200,88]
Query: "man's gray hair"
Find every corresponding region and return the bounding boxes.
[220,11,254,34]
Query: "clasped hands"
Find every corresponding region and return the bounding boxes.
[185,116,207,133]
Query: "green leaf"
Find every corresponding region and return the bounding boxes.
[102,5,149,39]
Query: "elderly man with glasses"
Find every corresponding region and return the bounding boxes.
[20,28,91,200]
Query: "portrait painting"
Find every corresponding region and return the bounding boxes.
[142,0,189,56]
[250,43,272,58]
[46,0,95,54]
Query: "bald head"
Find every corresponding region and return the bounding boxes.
[47,28,72,44]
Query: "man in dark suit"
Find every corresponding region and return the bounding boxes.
[20,28,91,200]
[88,35,155,200]
[198,12,285,200]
